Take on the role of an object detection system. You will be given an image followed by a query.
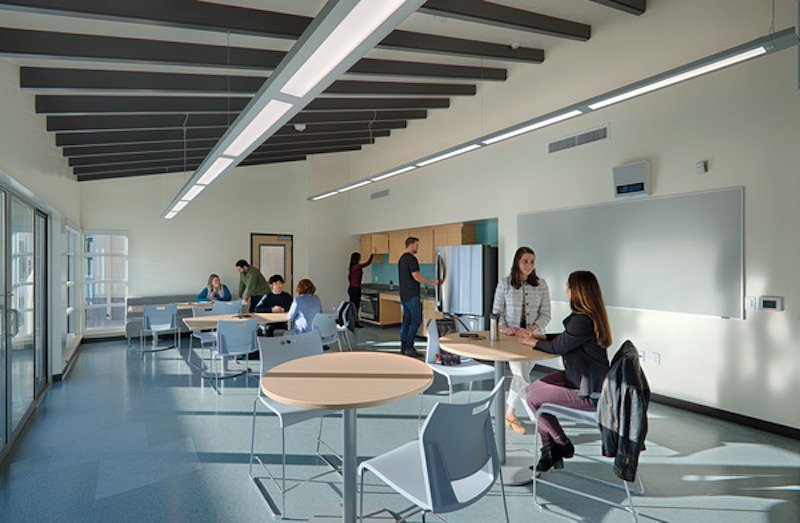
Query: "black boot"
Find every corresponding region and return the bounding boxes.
[555,438,574,459]
[535,446,564,473]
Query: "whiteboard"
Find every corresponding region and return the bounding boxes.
[518,188,743,318]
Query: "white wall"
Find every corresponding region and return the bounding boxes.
[305,2,800,429]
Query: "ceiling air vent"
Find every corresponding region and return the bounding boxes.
[548,126,608,154]
[371,189,390,200]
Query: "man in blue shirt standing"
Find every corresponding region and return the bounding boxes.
[398,237,439,358]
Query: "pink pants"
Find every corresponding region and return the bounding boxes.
[526,371,595,448]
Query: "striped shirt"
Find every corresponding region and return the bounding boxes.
[492,276,551,331]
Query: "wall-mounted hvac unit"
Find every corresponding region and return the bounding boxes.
[612,160,651,198]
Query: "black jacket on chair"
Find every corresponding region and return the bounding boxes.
[596,340,650,482]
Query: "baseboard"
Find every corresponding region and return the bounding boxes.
[532,364,799,440]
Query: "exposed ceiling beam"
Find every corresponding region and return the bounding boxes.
[47,110,428,132]
[20,68,478,96]
[0,0,545,62]
[62,130,392,158]
[588,0,646,16]
[0,28,507,81]
[419,0,591,41]
[54,121,407,146]
[34,95,450,114]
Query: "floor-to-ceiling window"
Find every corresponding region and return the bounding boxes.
[83,232,127,333]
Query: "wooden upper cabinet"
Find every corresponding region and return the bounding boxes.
[433,223,475,248]
[360,233,389,261]
[388,230,408,263]
[372,233,389,253]
[409,228,434,264]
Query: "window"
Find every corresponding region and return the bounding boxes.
[64,226,80,338]
[84,232,127,331]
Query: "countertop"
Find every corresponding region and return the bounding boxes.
[363,283,435,299]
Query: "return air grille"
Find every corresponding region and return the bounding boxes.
[371,189,390,200]
[548,126,608,154]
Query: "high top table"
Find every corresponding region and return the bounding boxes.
[439,330,556,485]
[260,351,433,523]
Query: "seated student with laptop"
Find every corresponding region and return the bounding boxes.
[254,274,292,336]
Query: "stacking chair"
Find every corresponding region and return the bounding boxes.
[532,341,647,522]
[213,299,243,315]
[139,303,179,359]
[249,332,341,518]
[203,316,258,392]
[334,300,355,351]
[424,319,494,403]
[187,305,218,369]
[358,379,508,523]
[312,312,343,351]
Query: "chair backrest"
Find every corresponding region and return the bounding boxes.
[419,378,505,514]
[216,317,258,357]
[214,299,243,315]
[335,300,356,331]
[192,305,217,317]
[425,319,441,364]
[142,303,177,330]
[257,332,324,395]
[311,312,338,344]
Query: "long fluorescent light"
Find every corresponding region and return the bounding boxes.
[223,100,293,157]
[281,0,408,98]
[311,190,339,201]
[338,180,372,193]
[371,165,416,182]
[417,144,481,167]
[164,211,178,220]
[589,47,767,110]
[197,157,234,185]
[483,110,584,145]
[171,200,188,213]
[181,184,206,202]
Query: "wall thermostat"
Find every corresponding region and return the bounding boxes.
[758,296,784,311]
[613,160,651,198]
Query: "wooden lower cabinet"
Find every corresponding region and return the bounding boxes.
[378,293,402,325]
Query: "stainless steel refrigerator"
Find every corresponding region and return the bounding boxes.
[435,244,498,330]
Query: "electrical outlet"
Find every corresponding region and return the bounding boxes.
[651,352,661,365]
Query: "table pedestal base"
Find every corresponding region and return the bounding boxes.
[502,448,534,486]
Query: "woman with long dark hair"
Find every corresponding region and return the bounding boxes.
[521,270,611,472]
[492,247,551,434]
[347,247,374,327]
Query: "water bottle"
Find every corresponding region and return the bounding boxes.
[490,314,499,341]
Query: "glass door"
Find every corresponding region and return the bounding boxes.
[34,211,47,397]
[0,192,5,449]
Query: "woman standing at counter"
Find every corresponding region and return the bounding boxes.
[520,270,611,472]
[196,274,231,302]
[492,247,551,435]
[347,248,375,327]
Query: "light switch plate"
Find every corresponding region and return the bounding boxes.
[744,296,756,310]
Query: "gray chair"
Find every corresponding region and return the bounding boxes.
[139,303,179,359]
[249,332,341,518]
[335,300,355,351]
[213,299,243,315]
[203,316,258,392]
[358,379,508,523]
[187,305,217,369]
[312,312,342,351]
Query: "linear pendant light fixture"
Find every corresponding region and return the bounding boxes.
[309,27,799,201]
[161,0,425,219]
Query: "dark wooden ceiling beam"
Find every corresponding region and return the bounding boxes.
[20,68,478,96]
[419,0,591,41]
[54,121,407,146]
[35,95,450,114]
[47,110,427,132]
[72,144,363,175]
[68,137,376,167]
[0,28,507,81]
[63,130,391,158]
[588,0,645,15]
[0,0,545,62]
[76,154,309,181]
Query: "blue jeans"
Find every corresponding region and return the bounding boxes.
[400,296,423,352]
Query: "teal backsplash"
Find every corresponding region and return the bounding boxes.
[371,262,435,284]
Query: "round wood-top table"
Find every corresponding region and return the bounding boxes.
[260,351,433,523]
[439,330,556,485]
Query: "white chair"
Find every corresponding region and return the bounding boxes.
[532,341,647,522]
[358,379,509,523]
[425,319,494,403]
[335,300,355,351]
[139,303,179,359]
[213,299,243,315]
[312,312,343,351]
[249,332,341,519]
[203,316,258,392]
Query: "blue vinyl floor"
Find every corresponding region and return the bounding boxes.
[1,326,798,522]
